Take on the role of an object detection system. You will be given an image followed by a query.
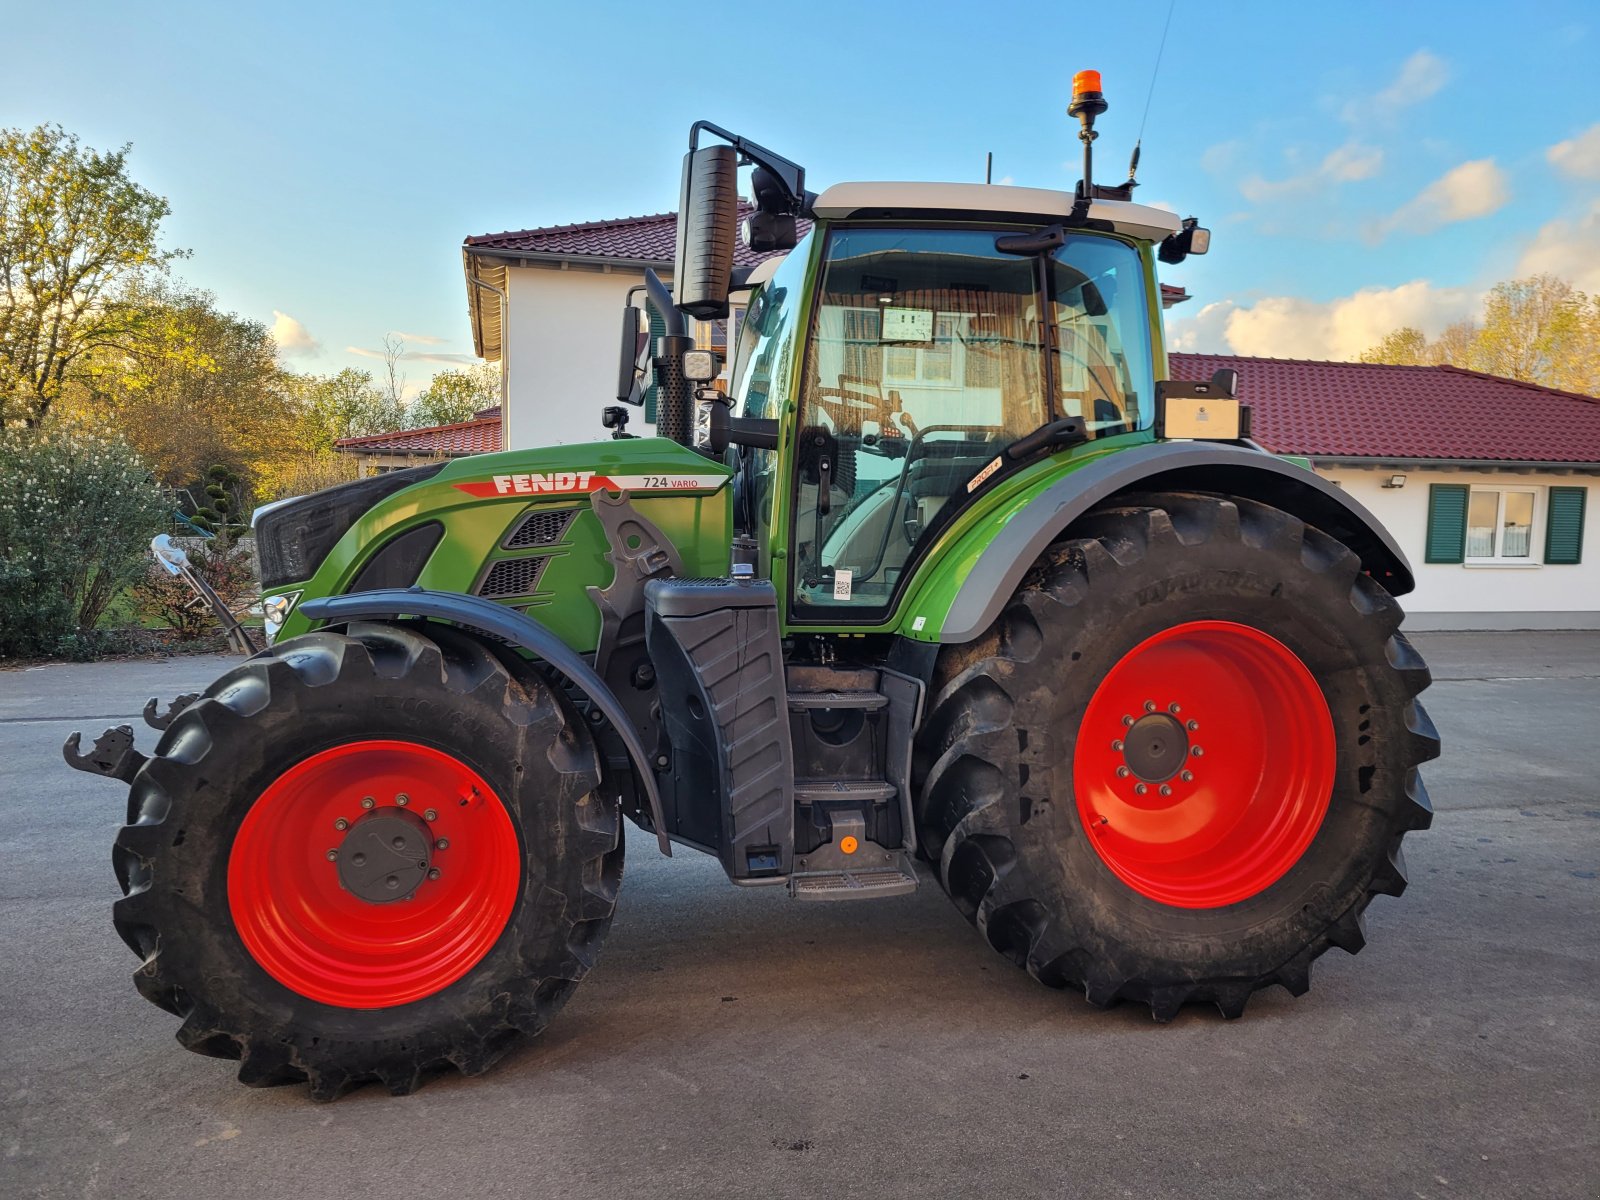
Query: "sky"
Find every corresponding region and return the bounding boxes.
[5,0,1598,389]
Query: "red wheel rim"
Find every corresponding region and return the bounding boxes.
[1073,620,1335,909]
[227,740,520,1008]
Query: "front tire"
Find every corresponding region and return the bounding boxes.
[112,621,622,1098]
[916,492,1437,1020]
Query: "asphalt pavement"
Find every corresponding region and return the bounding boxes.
[1,632,1596,1200]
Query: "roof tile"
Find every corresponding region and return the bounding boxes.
[335,416,502,456]
[1170,353,1600,464]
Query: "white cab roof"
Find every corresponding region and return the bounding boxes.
[811,182,1183,242]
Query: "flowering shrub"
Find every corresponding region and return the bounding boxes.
[0,422,168,657]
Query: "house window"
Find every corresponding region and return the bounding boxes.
[1426,482,1586,566]
[1466,487,1536,562]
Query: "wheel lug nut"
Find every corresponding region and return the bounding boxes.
[1186,719,1199,731]
[325,849,338,861]
[334,817,349,831]
[1111,739,1124,751]
[396,793,410,806]
[1143,700,1156,713]
[1122,715,1135,727]
[1168,703,1181,714]
[1181,770,1194,782]
[1134,783,1148,795]
[1159,784,1172,797]
[435,838,449,850]
[1115,766,1130,778]
[427,868,441,881]
[424,808,438,822]
[361,796,375,810]
[1191,746,1204,757]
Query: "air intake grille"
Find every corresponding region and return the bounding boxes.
[503,507,576,550]
[477,555,549,599]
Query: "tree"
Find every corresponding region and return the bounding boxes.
[0,124,183,427]
[1358,274,1600,397]
[64,282,294,495]
[1359,327,1431,366]
[291,367,407,449]
[1473,275,1574,384]
[411,362,500,428]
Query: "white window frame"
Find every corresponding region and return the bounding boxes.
[1465,485,1542,567]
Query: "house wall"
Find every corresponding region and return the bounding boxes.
[1314,465,1598,629]
[502,264,655,449]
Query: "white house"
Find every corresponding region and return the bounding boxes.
[454,212,1595,631]
[461,210,782,449]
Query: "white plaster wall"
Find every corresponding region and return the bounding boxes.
[502,264,655,449]
[1316,466,1597,622]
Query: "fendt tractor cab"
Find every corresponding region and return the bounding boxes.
[68,74,1437,1100]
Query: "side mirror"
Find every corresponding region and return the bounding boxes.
[1209,368,1238,399]
[616,306,647,405]
[1158,217,1211,265]
[673,143,740,320]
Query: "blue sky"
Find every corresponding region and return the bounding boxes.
[5,0,1598,386]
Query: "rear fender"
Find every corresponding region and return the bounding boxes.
[297,589,670,855]
[935,441,1413,644]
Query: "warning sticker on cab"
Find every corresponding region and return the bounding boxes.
[452,471,727,498]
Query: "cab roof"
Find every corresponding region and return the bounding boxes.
[811,182,1183,242]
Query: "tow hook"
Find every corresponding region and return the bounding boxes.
[63,725,147,783]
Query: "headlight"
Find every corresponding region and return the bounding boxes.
[261,591,301,645]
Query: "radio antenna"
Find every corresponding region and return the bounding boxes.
[1129,0,1177,187]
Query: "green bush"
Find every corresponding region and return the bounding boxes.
[0,423,169,657]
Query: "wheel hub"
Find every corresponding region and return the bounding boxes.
[1122,713,1189,782]
[336,808,432,903]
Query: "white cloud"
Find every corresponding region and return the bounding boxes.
[391,330,449,345]
[346,344,478,366]
[1167,281,1479,360]
[1516,199,1600,293]
[1240,143,1384,204]
[1370,159,1509,240]
[271,311,319,357]
[1548,124,1600,181]
[1344,49,1449,121]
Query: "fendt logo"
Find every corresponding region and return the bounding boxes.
[492,471,595,494]
[450,471,727,499]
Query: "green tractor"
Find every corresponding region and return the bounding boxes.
[68,79,1436,1099]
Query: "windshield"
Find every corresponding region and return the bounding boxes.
[791,225,1152,616]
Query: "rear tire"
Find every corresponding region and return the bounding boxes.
[112,620,622,1098]
[915,492,1437,1020]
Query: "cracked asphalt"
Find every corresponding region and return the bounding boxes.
[1,632,1596,1199]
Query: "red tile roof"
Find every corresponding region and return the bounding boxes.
[465,207,800,269]
[335,415,502,456]
[464,210,1187,306]
[1170,353,1600,464]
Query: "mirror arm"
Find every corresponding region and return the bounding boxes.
[689,120,807,213]
[644,268,685,338]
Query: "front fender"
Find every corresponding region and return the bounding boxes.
[298,589,670,855]
[929,441,1413,644]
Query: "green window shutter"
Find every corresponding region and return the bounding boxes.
[642,304,667,425]
[1424,484,1469,564]
[1544,486,1586,565]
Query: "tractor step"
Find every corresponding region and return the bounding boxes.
[790,857,919,901]
[787,690,888,711]
[794,780,897,805]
